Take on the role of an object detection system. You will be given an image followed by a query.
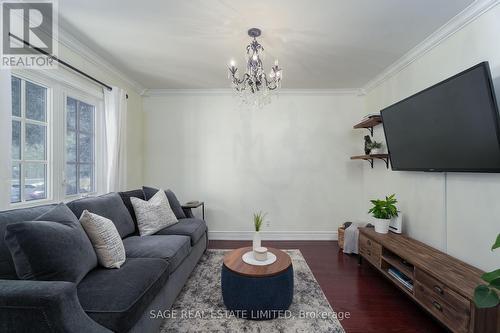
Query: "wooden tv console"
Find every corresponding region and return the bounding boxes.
[358,227,499,333]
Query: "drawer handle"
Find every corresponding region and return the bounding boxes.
[367,250,371,256]
[367,240,372,246]
[432,301,443,312]
[433,285,444,295]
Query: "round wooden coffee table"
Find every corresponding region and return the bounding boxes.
[221,247,293,320]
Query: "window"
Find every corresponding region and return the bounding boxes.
[7,71,104,207]
[11,76,48,203]
[65,97,96,196]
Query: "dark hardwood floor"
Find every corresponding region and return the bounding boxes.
[209,240,449,333]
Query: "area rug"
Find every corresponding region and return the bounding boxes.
[160,249,345,333]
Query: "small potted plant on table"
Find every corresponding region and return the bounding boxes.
[368,194,399,234]
[253,212,266,250]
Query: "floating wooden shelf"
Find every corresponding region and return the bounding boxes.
[350,154,389,169]
[353,116,382,136]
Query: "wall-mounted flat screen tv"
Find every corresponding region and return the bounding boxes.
[381,62,500,172]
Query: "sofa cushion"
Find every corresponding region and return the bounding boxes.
[67,193,135,238]
[122,235,191,273]
[143,186,186,219]
[118,189,145,228]
[78,258,169,333]
[0,204,56,279]
[155,218,207,245]
[4,204,97,283]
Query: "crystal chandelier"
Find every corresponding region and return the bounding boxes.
[228,28,283,95]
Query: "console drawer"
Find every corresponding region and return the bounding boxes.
[415,269,470,313]
[415,281,470,333]
[359,234,382,267]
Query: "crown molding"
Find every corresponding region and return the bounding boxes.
[56,28,147,95]
[143,88,363,97]
[362,0,500,93]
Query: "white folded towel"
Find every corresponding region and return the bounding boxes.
[343,222,367,254]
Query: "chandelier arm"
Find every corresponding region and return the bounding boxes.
[231,73,250,86]
[261,73,278,90]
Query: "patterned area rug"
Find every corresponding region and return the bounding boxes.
[160,249,345,332]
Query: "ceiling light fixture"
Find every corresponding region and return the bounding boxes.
[228,28,283,96]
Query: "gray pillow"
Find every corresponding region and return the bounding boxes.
[132,189,178,236]
[143,186,186,219]
[67,193,136,238]
[4,203,97,282]
[79,210,126,269]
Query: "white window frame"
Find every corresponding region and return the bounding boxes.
[9,68,105,208]
[10,74,53,207]
[63,90,103,199]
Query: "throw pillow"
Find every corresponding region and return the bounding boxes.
[131,189,178,236]
[4,203,97,282]
[143,186,186,219]
[79,210,126,269]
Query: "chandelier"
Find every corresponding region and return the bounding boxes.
[228,28,283,95]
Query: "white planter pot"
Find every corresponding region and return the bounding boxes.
[253,231,261,250]
[374,218,390,234]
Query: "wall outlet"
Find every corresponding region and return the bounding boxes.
[266,220,271,227]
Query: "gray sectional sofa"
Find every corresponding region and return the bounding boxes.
[0,188,208,333]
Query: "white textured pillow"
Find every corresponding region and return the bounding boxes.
[79,210,126,269]
[131,189,178,236]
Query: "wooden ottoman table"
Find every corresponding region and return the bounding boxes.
[221,247,293,320]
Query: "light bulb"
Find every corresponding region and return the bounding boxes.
[275,59,279,66]
[252,54,258,61]
[229,59,236,67]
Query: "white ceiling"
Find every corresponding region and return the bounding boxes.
[58,0,474,90]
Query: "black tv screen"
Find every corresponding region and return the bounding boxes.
[381,62,500,172]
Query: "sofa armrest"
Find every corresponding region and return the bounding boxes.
[0,279,111,333]
[182,207,195,218]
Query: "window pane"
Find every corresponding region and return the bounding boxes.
[25,123,46,160]
[26,81,46,122]
[79,133,93,162]
[67,97,76,130]
[79,164,93,193]
[66,130,76,163]
[11,77,21,117]
[24,163,46,201]
[11,120,21,160]
[78,102,94,133]
[11,164,21,203]
[65,164,77,195]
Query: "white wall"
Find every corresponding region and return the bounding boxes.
[362,4,500,271]
[143,92,365,239]
[141,3,500,271]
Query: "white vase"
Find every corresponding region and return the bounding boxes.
[374,218,390,234]
[253,231,261,250]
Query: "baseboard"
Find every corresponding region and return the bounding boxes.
[208,231,338,241]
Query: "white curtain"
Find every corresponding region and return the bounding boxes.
[104,87,128,192]
[0,70,12,209]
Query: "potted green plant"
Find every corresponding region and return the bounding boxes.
[368,141,383,154]
[368,194,399,234]
[252,212,266,250]
[474,234,500,308]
